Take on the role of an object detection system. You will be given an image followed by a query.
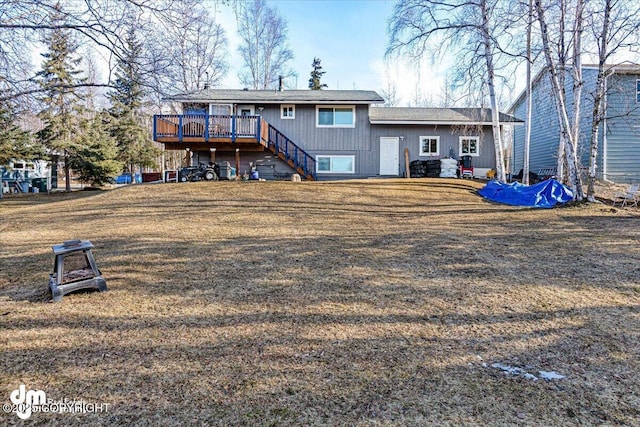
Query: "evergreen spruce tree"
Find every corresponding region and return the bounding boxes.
[108,26,159,175]
[308,57,328,90]
[35,3,85,192]
[68,113,122,186]
[0,101,40,166]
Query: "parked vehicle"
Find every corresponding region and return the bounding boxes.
[179,163,218,182]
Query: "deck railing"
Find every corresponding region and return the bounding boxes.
[267,124,317,179]
[153,114,261,141]
[153,114,316,180]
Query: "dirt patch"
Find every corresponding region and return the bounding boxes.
[1,179,639,426]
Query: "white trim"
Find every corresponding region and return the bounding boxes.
[316,155,355,174]
[459,136,480,157]
[316,105,356,128]
[419,135,440,156]
[281,104,295,119]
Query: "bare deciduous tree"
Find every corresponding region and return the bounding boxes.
[388,0,511,182]
[0,0,180,103]
[236,0,294,90]
[535,0,584,200]
[584,0,640,200]
[148,0,228,97]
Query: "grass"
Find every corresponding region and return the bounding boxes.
[1,179,639,426]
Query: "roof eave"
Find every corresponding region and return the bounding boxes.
[165,98,382,104]
[369,120,524,126]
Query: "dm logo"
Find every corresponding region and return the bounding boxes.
[10,384,46,420]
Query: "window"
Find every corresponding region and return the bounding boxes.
[281,104,295,119]
[316,155,355,174]
[316,106,355,127]
[419,136,440,156]
[636,79,640,103]
[459,136,480,156]
[209,104,232,116]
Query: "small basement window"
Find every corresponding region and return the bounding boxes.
[316,155,355,174]
[419,136,440,156]
[281,104,295,119]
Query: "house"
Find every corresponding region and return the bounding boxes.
[509,64,640,183]
[153,89,522,180]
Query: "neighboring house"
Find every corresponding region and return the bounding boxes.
[509,64,640,183]
[153,89,522,180]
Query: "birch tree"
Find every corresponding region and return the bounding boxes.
[535,0,584,200]
[584,0,640,201]
[522,0,534,185]
[237,0,294,90]
[388,0,510,182]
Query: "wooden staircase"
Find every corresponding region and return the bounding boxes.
[259,120,316,180]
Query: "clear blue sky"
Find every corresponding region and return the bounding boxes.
[217,0,402,93]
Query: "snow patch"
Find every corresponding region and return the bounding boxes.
[539,370,566,380]
[490,363,566,381]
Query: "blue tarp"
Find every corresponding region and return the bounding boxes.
[478,179,574,208]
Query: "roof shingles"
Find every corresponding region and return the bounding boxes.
[369,107,523,124]
[165,89,385,104]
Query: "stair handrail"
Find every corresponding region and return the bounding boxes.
[266,123,316,180]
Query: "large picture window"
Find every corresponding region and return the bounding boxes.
[459,136,480,156]
[316,106,355,127]
[419,136,440,156]
[316,155,355,174]
[636,79,640,103]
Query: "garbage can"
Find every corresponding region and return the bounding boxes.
[218,162,232,180]
[32,178,48,193]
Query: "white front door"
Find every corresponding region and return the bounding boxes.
[379,137,399,175]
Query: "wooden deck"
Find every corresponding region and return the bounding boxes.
[153,114,317,180]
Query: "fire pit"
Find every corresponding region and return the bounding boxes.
[49,240,107,302]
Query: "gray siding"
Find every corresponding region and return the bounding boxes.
[370,125,497,177]
[258,104,374,179]
[511,68,614,179]
[181,101,510,180]
[602,73,640,183]
[255,103,498,179]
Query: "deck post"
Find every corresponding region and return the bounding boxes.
[205,115,209,143]
[231,115,236,143]
[178,116,183,141]
[235,148,240,177]
[256,116,261,142]
[153,115,157,140]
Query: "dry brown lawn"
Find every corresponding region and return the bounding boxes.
[1,179,639,426]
